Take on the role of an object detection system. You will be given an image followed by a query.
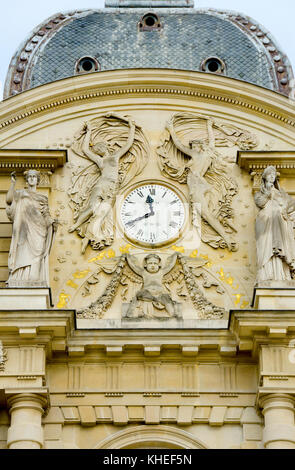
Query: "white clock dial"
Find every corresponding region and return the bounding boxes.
[120,184,185,246]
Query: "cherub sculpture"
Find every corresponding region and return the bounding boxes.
[125,253,181,319]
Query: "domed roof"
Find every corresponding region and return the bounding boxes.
[4,1,293,98]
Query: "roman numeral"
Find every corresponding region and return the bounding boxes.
[149,188,156,195]
[169,199,177,205]
[169,221,178,228]
[137,229,143,237]
[173,211,181,216]
[162,191,167,198]
[137,190,144,198]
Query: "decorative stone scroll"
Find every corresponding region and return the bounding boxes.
[68,113,149,253]
[76,253,225,320]
[6,170,58,287]
[157,113,258,251]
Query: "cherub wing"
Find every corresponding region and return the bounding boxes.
[81,256,126,297]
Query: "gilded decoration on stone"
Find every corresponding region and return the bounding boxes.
[76,252,225,320]
[254,166,295,282]
[157,113,258,251]
[68,113,149,253]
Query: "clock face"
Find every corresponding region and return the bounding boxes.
[120,183,185,246]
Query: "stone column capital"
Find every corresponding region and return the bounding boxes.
[7,392,48,415]
[258,393,295,411]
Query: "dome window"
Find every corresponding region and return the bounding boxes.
[201,57,226,75]
[139,13,162,31]
[75,56,100,74]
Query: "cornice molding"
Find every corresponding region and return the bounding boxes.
[0,149,67,174]
[1,70,295,139]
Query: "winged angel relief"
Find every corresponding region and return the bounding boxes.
[76,253,226,321]
[157,113,258,250]
[68,114,149,253]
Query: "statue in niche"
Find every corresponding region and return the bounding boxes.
[124,253,181,319]
[157,113,258,251]
[76,252,225,320]
[68,113,149,253]
[254,166,295,282]
[6,170,58,287]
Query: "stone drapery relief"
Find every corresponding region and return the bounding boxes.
[68,113,149,253]
[254,166,295,282]
[76,253,225,320]
[157,113,258,251]
[6,170,58,287]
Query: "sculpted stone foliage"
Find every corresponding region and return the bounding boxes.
[6,170,57,287]
[76,252,225,320]
[68,113,149,253]
[254,166,295,282]
[157,113,258,251]
[0,341,7,372]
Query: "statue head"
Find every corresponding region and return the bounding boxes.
[92,141,108,156]
[24,169,40,187]
[262,166,277,184]
[144,254,161,273]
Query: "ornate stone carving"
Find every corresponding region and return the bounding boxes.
[254,166,295,282]
[0,341,7,372]
[6,170,58,287]
[124,253,181,320]
[157,113,258,251]
[68,113,149,253]
[77,252,225,320]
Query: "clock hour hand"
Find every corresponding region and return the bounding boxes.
[145,195,154,215]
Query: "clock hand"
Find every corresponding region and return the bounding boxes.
[145,195,154,215]
[126,211,154,226]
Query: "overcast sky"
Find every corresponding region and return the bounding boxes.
[1,0,294,99]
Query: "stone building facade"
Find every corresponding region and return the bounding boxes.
[1,0,295,449]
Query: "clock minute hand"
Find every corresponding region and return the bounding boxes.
[126,212,154,226]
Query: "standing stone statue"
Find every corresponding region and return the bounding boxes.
[254,165,295,282]
[6,170,58,287]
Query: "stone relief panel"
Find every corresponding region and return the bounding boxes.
[75,252,232,322]
[68,113,149,253]
[16,110,259,323]
[157,113,258,251]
